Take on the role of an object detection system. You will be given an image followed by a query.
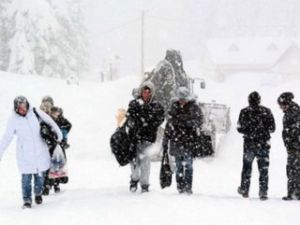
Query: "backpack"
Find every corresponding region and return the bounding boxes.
[110,123,136,166]
[33,108,57,147]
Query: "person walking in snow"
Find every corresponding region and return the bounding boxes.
[163,87,203,194]
[50,107,72,150]
[237,91,275,200]
[0,96,62,208]
[43,106,72,195]
[278,92,300,200]
[126,81,164,193]
[40,95,57,195]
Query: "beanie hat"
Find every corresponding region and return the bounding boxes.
[278,92,294,105]
[248,91,261,106]
[176,86,192,101]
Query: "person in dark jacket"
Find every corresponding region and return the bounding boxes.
[237,91,275,200]
[43,106,72,195]
[50,107,72,149]
[278,92,300,200]
[163,86,203,194]
[126,81,164,193]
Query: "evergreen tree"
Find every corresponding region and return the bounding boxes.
[1,0,88,78]
[0,0,12,71]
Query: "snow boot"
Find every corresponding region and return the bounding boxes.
[22,202,32,209]
[141,184,149,193]
[185,189,193,195]
[177,183,185,194]
[237,186,249,198]
[282,195,293,201]
[259,191,268,201]
[259,195,268,201]
[178,189,184,194]
[129,179,139,192]
[35,195,43,205]
[42,186,50,196]
[54,184,61,193]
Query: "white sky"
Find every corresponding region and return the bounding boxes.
[83,0,198,75]
[82,0,300,76]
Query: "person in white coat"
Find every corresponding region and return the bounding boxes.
[0,96,62,208]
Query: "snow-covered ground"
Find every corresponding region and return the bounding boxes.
[0,71,300,225]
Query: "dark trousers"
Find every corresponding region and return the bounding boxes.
[175,152,193,191]
[240,147,269,195]
[286,151,300,196]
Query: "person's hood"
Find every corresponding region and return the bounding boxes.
[278,92,294,106]
[138,81,156,102]
[175,86,193,101]
[14,95,30,117]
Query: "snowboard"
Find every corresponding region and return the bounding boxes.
[48,144,68,179]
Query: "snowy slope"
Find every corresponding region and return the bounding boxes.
[0,71,300,225]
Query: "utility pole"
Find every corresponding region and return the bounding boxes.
[141,10,145,80]
[109,62,113,81]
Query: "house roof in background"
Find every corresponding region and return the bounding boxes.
[206,38,300,65]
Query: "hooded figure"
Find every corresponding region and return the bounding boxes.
[162,86,203,194]
[277,92,300,200]
[176,86,193,101]
[278,92,294,107]
[126,81,165,193]
[0,96,62,208]
[40,96,54,114]
[237,91,275,200]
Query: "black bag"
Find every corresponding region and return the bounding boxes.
[192,133,214,158]
[110,124,135,166]
[160,150,172,189]
[33,108,57,147]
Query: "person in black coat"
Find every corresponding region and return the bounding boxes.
[278,92,300,200]
[126,81,165,193]
[43,106,72,195]
[163,87,203,194]
[50,107,72,149]
[237,91,275,200]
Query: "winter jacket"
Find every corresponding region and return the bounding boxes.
[281,102,300,152]
[54,116,72,136]
[163,99,203,155]
[0,107,63,174]
[127,98,164,143]
[237,105,275,149]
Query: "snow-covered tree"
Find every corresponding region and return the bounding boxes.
[1,0,88,78]
[0,0,12,71]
